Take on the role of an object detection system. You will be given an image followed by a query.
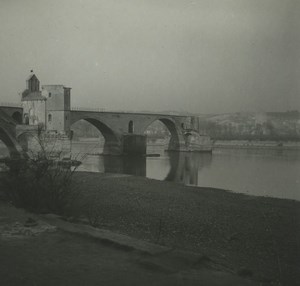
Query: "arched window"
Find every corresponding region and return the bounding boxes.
[128,120,134,133]
[48,114,52,122]
[24,114,29,125]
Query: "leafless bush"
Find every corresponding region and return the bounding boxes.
[2,156,81,215]
[1,132,81,215]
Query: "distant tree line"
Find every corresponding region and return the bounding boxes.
[198,112,300,141]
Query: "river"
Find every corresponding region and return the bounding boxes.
[70,141,300,201]
[0,140,299,201]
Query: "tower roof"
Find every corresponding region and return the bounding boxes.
[26,73,38,81]
[22,72,45,101]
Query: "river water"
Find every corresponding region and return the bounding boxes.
[70,141,300,201]
[0,140,299,201]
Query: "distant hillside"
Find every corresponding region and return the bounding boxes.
[198,111,300,141]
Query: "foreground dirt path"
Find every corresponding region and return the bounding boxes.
[0,203,256,286]
[72,172,300,286]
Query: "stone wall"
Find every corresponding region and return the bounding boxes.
[16,125,71,159]
[42,85,71,133]
[22,100,46,127]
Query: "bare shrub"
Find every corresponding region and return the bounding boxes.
[2,156,81,215]
[1,132,81,215]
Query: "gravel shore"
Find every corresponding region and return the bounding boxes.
[72,172,300,285]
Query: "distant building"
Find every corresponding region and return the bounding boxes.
[42,85,71,133]
[21,73,71,134]
[21,73,46,126]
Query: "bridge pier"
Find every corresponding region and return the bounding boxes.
[100,133,188,156]
[121,133,190,155]
[102,139,123,155]
[123,134,147,155]
[167,134,187,152]
[101,134,147,156]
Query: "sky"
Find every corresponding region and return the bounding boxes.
[0,0,299,114]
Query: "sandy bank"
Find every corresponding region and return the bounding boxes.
[0,201,259,286]
[72,172,300,285]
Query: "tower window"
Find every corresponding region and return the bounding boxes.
[128,120,134,133]
[49,92,52,98]
[48,114,52,122]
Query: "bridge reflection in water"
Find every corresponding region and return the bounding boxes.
[103,155,147,177]
[164,152,212,185]
[76,149,212,186]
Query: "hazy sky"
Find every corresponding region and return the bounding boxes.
[0,0,299,114]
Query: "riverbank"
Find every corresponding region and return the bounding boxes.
[213,140,300,150]
[1,172,299,285]
[70,172,299,285]
[0,201,259,286]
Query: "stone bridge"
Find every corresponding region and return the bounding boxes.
[0,105,23,124]
[0,73,203,157]
[0,104,198,156]
[70,110,191,154]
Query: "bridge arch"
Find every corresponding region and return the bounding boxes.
[142,117,183,151]
[70,117,122,155]
[12,111,22,124]
[0,126,22,158]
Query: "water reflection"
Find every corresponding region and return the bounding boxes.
[165,152,212,185]
[72,142,300,200]
[77,151,213,187]
[103,155,146,176]
[1,138,299,200]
